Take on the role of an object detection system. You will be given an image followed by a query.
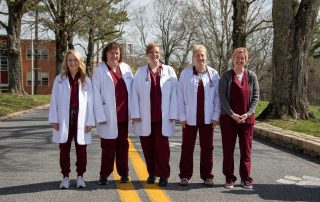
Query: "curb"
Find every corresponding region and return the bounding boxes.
[254,122,320,158]
[0,104,50,122]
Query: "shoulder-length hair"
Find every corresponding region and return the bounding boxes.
[101,42,122,63]
[61,50,87,86]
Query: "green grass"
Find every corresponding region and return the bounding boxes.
[255,100,320,138]
[0,93,50,116]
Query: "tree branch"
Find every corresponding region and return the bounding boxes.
[74,43,87,55]
[0,11,9,15]
[248,0,258,5]
[0,20,8,30]
[246,20,272,36]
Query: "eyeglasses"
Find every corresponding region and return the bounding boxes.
[67,59,79,63]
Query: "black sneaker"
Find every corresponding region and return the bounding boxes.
[159,178,168,187]
[98,177,108,185]
[147,176,156,184]
[120,175,129,183]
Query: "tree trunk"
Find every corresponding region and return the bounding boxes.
[164,52,170,65]
[54,29,68,75]
[96,41,100,66]
[7,2,26,95]
[53,1,68,75]
[232,0,248,49]
[68,34,74,50]
[258,0,319,120]
[86,26,94,75]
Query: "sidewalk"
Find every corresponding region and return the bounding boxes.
[254,122,320,158]
[0,104,50,121]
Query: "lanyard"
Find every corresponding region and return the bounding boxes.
[193,66,214,87]
[146,65,162,81]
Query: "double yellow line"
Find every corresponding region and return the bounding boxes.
[112,138,171,202]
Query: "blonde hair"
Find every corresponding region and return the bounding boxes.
[61,50,87,86]
[231,47,249,62]
[192,45,207,59]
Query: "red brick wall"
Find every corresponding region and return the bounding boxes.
[21,39,56,94]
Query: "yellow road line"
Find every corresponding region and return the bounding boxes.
[113,163,141,202]
[128,138,171,202]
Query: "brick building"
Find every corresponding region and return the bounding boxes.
[0,35,56,94]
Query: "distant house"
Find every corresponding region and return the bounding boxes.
[117,39,137,70]
[0,35,56,94]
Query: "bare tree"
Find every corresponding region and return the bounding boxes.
[188,0,272,74]
[154,0,190,65]
[259,0,320,120]
[0,0,40,94]
[78,0,128,74]
[41,0,120,75]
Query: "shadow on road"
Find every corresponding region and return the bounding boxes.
[0,180,122,195]
[222,183,320,201]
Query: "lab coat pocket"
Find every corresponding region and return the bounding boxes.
[52,128,61,143]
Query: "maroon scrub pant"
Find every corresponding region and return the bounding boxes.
[220,115,253,183]
[179,124,214,180]
[100,121,129,178]
[59,119,87,178]
[140,122,170,179]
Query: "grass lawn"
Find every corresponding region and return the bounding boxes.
[256,100,320,138]
[0,93,50,116]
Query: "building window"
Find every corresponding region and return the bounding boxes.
[26,49,32,60]
[0,49,8,70]
[127,44,133,55]
[26,48,49,60]
[40,49,49,60]
[27,71,49,86]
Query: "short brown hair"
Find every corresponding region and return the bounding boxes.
[101,42,122,63]
[145,43,161,55]
[231,47,249,62]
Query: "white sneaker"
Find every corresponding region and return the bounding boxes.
[241,180,253,189]
[77,176,86,188]
[59,177,70,189]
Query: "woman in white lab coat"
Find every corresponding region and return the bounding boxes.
[131,43,178,187]
[92,42,133,185]
[178,45,220,187]
[48,50,94,189]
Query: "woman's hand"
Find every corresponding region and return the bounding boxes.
[181,121,186,128]
[131,118,142,123]
[239,113,249,122]
[231,113,245,123]
[211,120,219,128]
[85,126,92,133]
[51,123,59,131]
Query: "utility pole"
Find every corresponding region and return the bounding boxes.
[34,9,39,94]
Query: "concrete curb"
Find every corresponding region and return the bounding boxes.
[254,122,320,158]
[0,104,50,122]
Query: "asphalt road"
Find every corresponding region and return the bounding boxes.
[0,109,319,202]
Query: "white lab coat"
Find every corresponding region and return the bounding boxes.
[48,74,95,145]
[92,62,133,139]
[178,66,220,125]
[131,64,178,137]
